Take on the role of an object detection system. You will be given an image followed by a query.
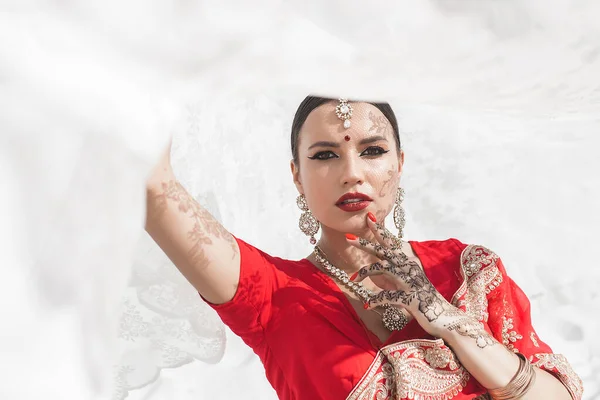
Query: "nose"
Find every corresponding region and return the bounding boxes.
[340,154,364,186]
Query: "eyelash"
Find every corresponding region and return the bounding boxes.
[308,146,390,160]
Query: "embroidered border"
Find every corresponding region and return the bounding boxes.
[347,339,470,400]
[451,245,502,322]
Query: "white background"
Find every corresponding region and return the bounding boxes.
[0,1,598,399]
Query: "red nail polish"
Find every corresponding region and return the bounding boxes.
[345,233,358,241]
[350,272,358,281]
[367,212,376,222]
[363,303,369,309]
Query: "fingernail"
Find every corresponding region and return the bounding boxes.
[345,233,358,241]
[363,303,369,310]
[350,272,358,281]
[367,212,377,222]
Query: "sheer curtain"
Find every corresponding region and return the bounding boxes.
[1,1,599,400]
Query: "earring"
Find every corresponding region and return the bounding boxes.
[393,187,406,239]
[297,194,320,244]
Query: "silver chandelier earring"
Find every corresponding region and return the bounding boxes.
[393,187,406,239]
[297,194,320,244]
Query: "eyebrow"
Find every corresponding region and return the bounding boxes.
[307,135,388,150]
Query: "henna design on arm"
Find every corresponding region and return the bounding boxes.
[158,180,238,260]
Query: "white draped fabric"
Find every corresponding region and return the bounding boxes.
[1,1,599,399]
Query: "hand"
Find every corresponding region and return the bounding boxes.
[346,213,464,338]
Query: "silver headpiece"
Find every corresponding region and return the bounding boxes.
[335,98,353,129]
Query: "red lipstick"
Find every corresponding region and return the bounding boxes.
[336,192,372,212]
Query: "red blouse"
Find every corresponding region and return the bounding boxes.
[203,237,583,400]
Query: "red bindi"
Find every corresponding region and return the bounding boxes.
[344,135,351,141]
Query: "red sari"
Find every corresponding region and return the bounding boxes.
[203,237,583,400]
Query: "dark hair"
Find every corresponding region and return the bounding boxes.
[291,96,401,164]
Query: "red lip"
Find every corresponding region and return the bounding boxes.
[336,192,373,212]
[336,192,373,205]
[337,201,370,212]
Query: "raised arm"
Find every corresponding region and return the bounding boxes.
[144,140,240,304]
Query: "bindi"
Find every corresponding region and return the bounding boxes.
[344,135,351,141]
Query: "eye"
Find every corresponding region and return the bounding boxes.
[308,151,339,160]
[361,146,389,157]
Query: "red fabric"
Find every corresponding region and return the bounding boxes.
[202,237,579,400]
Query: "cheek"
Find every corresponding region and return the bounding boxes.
[374,197,396,223]
[300,168,331,211]
[371,163,399,221]
[371,162,399,199]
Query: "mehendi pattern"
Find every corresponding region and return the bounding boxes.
[347,340,469,400]
[501,316,522,353]
[348,244,582,400]
[530,353,584,400]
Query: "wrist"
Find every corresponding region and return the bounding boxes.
[438,324,466,346]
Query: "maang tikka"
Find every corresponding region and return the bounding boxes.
[335,98,353,129]
[393,187,406,239]
[297,194,320,244]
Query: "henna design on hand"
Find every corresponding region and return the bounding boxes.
[370,287,414,306]
[356,222,470,325]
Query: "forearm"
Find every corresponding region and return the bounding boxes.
[145,165,240,304]
[443,327,572,399]
[145,177,236,273]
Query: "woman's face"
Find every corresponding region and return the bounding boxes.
[291,101,404,235]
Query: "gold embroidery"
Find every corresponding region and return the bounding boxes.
[349,243,584,400]
[347,340,470,400]
[501,317,522,353]
[423,346,459,370]
[461,245,499,277]
[530,353,584,400]
[530,332,540,347]
[452,245,502,322]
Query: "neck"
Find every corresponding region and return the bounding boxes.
[314,225,380,275]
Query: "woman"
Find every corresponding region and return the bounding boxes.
[145,96,583,399]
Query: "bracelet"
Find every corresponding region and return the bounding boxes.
[488,353,536,400]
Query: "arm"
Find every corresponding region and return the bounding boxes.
[441,321,573,399]
[145,140,240,305]
[432,249,582,400]
[348,220,582,399]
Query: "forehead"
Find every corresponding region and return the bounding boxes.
[298,101,392,146]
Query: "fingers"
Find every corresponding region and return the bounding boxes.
[352,260,407,283]
[365,289,415,309]
[345,234,398,262]
[366,212,404,251]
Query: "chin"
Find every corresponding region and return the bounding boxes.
[332,215,371,234]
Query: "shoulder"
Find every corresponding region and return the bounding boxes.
[411,238,502,275]
[408,237,465,262]
[235,236,309,273]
